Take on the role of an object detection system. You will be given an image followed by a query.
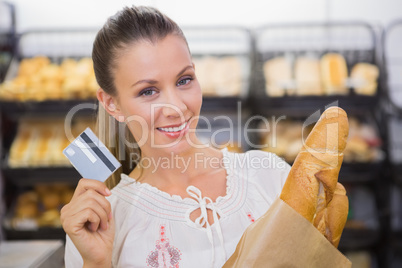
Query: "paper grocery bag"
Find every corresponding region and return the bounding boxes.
[223,198,351,268]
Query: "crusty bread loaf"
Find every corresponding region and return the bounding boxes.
[263,57,293,97]
[314,183,349,248]
[350,63,379,96]
[279,106,349,247]
[321,53,349,95]
[294,56,323,96]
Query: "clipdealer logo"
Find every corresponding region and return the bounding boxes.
[63,100,340,164]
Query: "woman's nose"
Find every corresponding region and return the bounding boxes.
[161,89,187,118]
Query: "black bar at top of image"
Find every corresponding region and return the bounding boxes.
[80,132,116,173]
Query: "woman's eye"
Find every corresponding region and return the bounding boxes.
[139,88,156,96]
[177,77,192,86]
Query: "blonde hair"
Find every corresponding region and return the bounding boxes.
[92,6,187,189]
[96,105,140,189]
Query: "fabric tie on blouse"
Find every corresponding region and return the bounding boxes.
[186,186,226,266]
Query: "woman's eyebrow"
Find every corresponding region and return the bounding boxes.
[131,79,158,88]
[176,65,194,78]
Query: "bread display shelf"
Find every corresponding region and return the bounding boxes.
[4,227,66,241]
[338,228,381,251]
[0,99,98,116]
[2,166,81,187]
[251,95,378,117]
[201,96,248,111]
[273,162,383,184]
[391,231,402,253]
[0,94,247,115]
[339,162,384,184]
[276,162,383,184]
[252,22,381,117]
[392,164,402,185]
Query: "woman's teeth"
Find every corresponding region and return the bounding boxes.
[158,122,187,132]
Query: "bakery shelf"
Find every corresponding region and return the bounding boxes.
[4,227,66,241]
[2,166,81,187]
[391,230,402,253]
[391,164,402,185]
[339,228,381,251]
[339,162,385,184]
[0,99,98,117]
[250,95,378,117]
[388,115,402,185]
[201,96,249,112]
[251,22,382,117]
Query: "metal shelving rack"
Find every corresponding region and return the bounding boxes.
[0,1,16,82]
[0,0,17,242]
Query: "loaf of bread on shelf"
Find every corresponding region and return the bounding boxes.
[18,56,50,77]
[0,56,99,101]
[194,56,242,97]
[193,56,217,96]
[213,56,242,97]
[15,191,39,219]
[350,63,379,96]
[29,123,56,167]
[294,56,324,96]
[321,53,349,95]
[279,106,349,247]
[263,56,294,97]
[261,120,310,163]
[8,120,35,168]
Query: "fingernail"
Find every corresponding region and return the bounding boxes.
[105,188,111,196]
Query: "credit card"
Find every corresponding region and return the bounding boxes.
[63,127,121,182]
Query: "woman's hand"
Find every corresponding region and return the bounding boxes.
[61,178,115,267]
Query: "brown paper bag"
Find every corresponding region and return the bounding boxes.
[223,198,351,268]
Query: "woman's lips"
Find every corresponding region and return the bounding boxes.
[157,120,190,138]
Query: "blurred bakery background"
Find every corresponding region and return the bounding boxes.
[0,0,402,267]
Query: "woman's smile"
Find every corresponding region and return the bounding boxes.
[157,119,190,138]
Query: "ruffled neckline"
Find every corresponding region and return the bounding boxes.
[119,148,233,206]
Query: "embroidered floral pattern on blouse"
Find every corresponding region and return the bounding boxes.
[146,225,181,268]
[247,212,255,223]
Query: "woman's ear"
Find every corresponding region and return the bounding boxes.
[97,88,125,122]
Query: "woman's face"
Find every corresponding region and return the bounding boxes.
[113,34,203,157]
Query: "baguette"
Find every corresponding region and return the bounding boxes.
[314,183,349,248]
[279,106,349,246]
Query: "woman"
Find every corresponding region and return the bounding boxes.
[61,6,290,268]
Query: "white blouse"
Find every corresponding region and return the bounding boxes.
[65,149,291,268]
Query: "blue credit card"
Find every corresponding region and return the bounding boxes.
[63,127,121,182]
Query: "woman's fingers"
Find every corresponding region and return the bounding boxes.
[67,207,102,233]
[64,190,111,231]
[61,178,112,234]
[73,178,111,198]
